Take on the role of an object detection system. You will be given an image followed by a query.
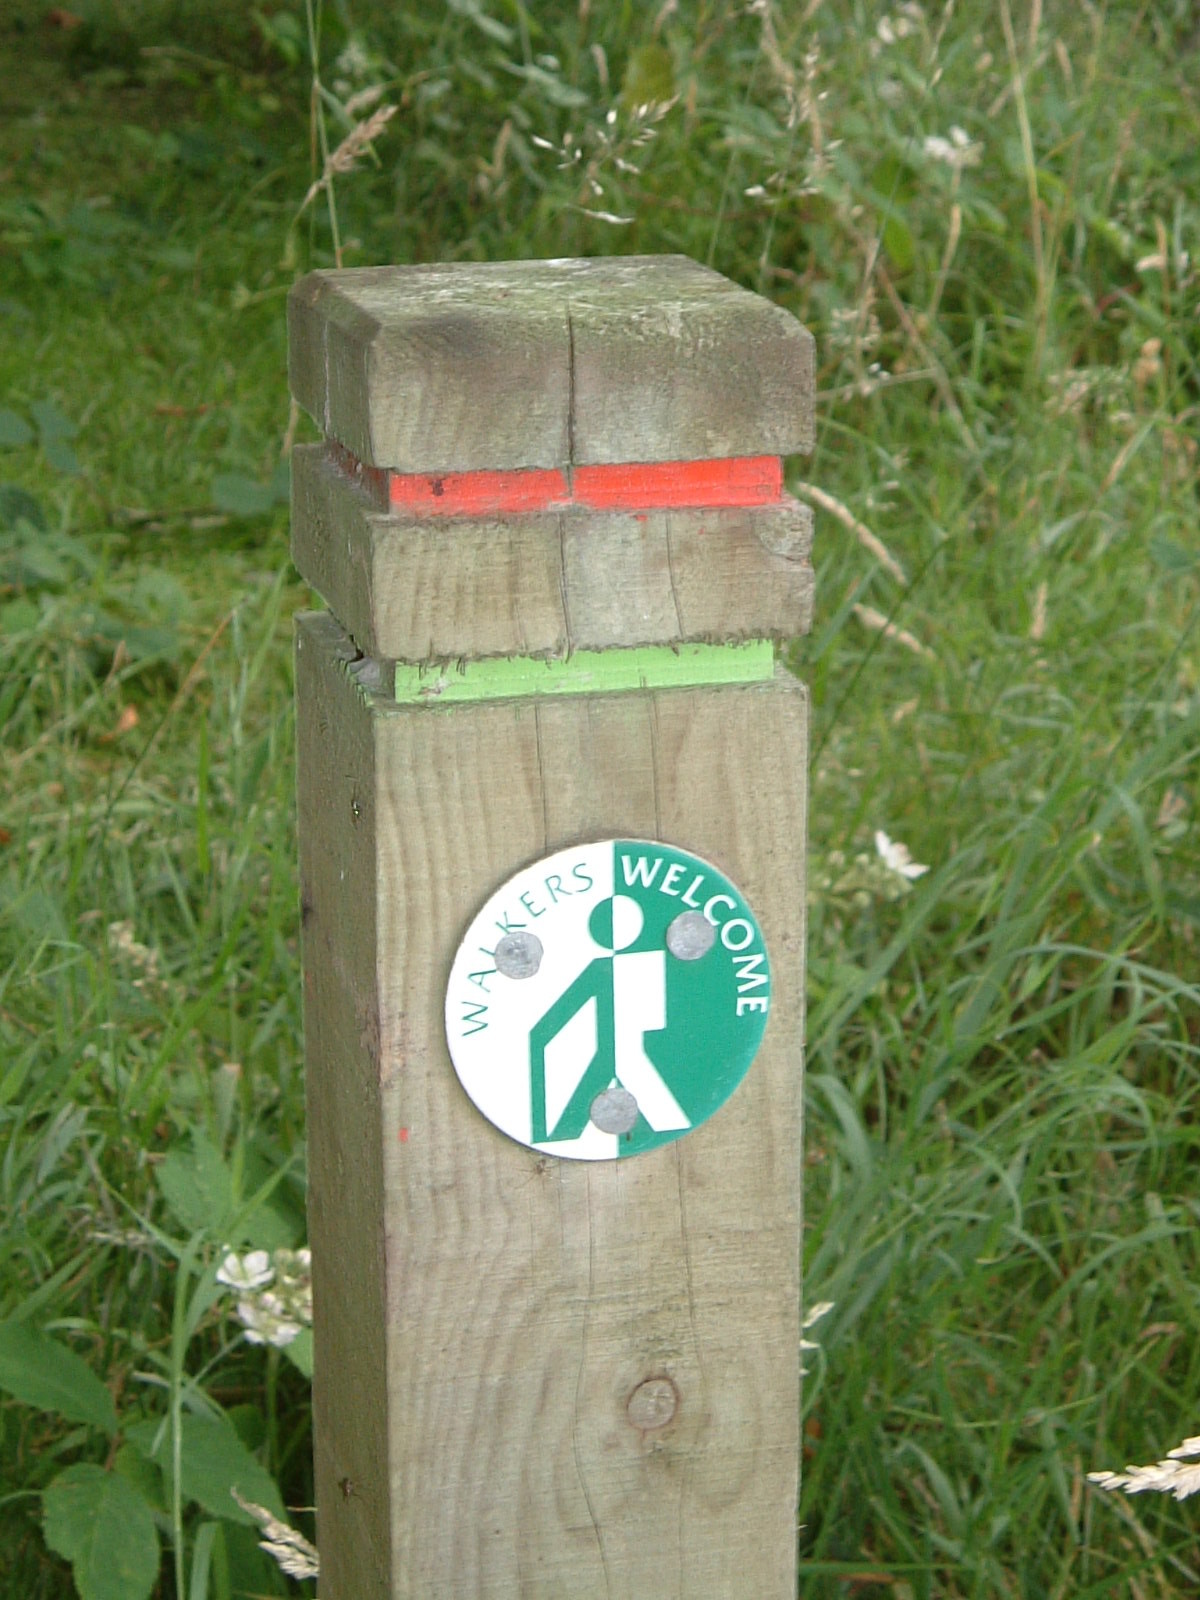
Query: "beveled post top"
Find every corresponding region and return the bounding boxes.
[288,255,814,474]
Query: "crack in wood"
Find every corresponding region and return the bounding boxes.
[565,303,577,492]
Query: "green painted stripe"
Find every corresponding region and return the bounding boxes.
[393,641,775,704]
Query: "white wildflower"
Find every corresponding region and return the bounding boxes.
[216,1250,274,1292]
[872,11,917,52]
[235,1298,270,1344]
[1089,1436,1200,1502]
[922,126,982,170]
[236,1296,302,1349]
[334,37,371,82]
[875,830,929,880]
[221,1246,312,1350]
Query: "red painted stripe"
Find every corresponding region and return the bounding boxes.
[379,456,784,515]
[572,456,782,510]
[387,467,568,516]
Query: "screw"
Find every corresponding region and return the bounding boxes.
[590,1085,639,1134]
[665,910,716,960]
[494,931,543,979]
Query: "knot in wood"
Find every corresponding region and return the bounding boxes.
[626,1376,679,1432]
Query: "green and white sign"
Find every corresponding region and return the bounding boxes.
[445,840,771,1160]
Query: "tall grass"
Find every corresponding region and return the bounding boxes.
[1,0,1198,1593]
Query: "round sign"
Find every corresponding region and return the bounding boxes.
[445,840,771,1160]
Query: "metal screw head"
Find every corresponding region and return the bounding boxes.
[590,1085,639,1135]
[665,910,716,961]
[494,931,543,979]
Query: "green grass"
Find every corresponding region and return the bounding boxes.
[1,0,1198,1594]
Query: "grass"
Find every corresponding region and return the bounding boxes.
[1,0,1198,1595]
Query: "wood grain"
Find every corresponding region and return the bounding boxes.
[295,615,391,1598]
[288,258,814,472]
[298,610,807,1597]
[292,444,813,662]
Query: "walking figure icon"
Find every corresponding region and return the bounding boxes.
[530,894,689,1145]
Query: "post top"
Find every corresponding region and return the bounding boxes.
[288,255,814,474]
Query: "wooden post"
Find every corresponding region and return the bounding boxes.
[290,257,814,1598]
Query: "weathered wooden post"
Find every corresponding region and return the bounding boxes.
[290,256,813,1597]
